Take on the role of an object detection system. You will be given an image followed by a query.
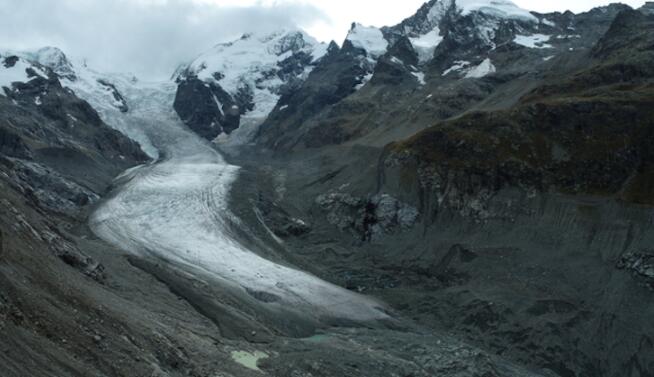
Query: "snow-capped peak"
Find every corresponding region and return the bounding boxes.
[346,23,389,59]
[180,28,327,83]
[178,28,327,120]
[455,0,537,22]
[21,47,76,79]
[0,54,48,96]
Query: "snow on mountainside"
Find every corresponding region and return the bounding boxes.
[0,53,49,96]
[173,29,328,142]
[455,0,537,21]
[61,67,159,158]
[349,0,539,76]
[346,24,389,59]
[9,47,158,158]
[179,29,327,118]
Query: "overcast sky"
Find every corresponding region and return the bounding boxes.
[0,0,646,79]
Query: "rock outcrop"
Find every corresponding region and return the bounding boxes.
[316,192,418,241]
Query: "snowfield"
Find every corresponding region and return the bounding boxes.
[455,0,538,22]
[178,29,328,127]
[0,55,48,96]
[87,77,389,324]
[514,34,553,48]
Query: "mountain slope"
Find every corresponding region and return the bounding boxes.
[173,29,328,142]
[227,6,654,377]
[255,0,630,151]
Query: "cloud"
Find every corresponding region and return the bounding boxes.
[0,0,327,79]
[1,0,647,79]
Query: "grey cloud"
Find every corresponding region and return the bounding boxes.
[0,0,327,79]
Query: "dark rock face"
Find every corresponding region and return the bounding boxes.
[96,79,128,113]
[617,251,654,290]
[257,41,370,149]
[173,77,240,140]
[0,54,148,277]
[0,128,31,159]
[257,2,632,152]
[3,55,19,68]
[315,192,418,241]
[641,1,654,14]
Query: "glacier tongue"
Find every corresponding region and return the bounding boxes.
[86,75,388,326]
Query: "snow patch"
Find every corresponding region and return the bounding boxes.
[346,24,389,59]
[541,18,556,27]
[555,34,581,39]
[409,28,443,63]
[464,58,496,78]
[355,73,373,91]
[514,34,553,49]
[211,93,224,116]
[412,72,426,85]
[442,60,471,76]
[390,56,404,66]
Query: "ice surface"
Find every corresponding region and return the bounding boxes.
[346,24,389,59]
[514,34,553,48]
[89,79,388,323]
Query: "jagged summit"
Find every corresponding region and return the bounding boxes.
[20,47,77,79]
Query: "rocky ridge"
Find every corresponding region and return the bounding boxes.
[255,0,630,151]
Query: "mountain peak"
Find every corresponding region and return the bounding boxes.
[345,23,389,59]
[455,0,537,21]
[15,46,76,79]
[173,27,329,140]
